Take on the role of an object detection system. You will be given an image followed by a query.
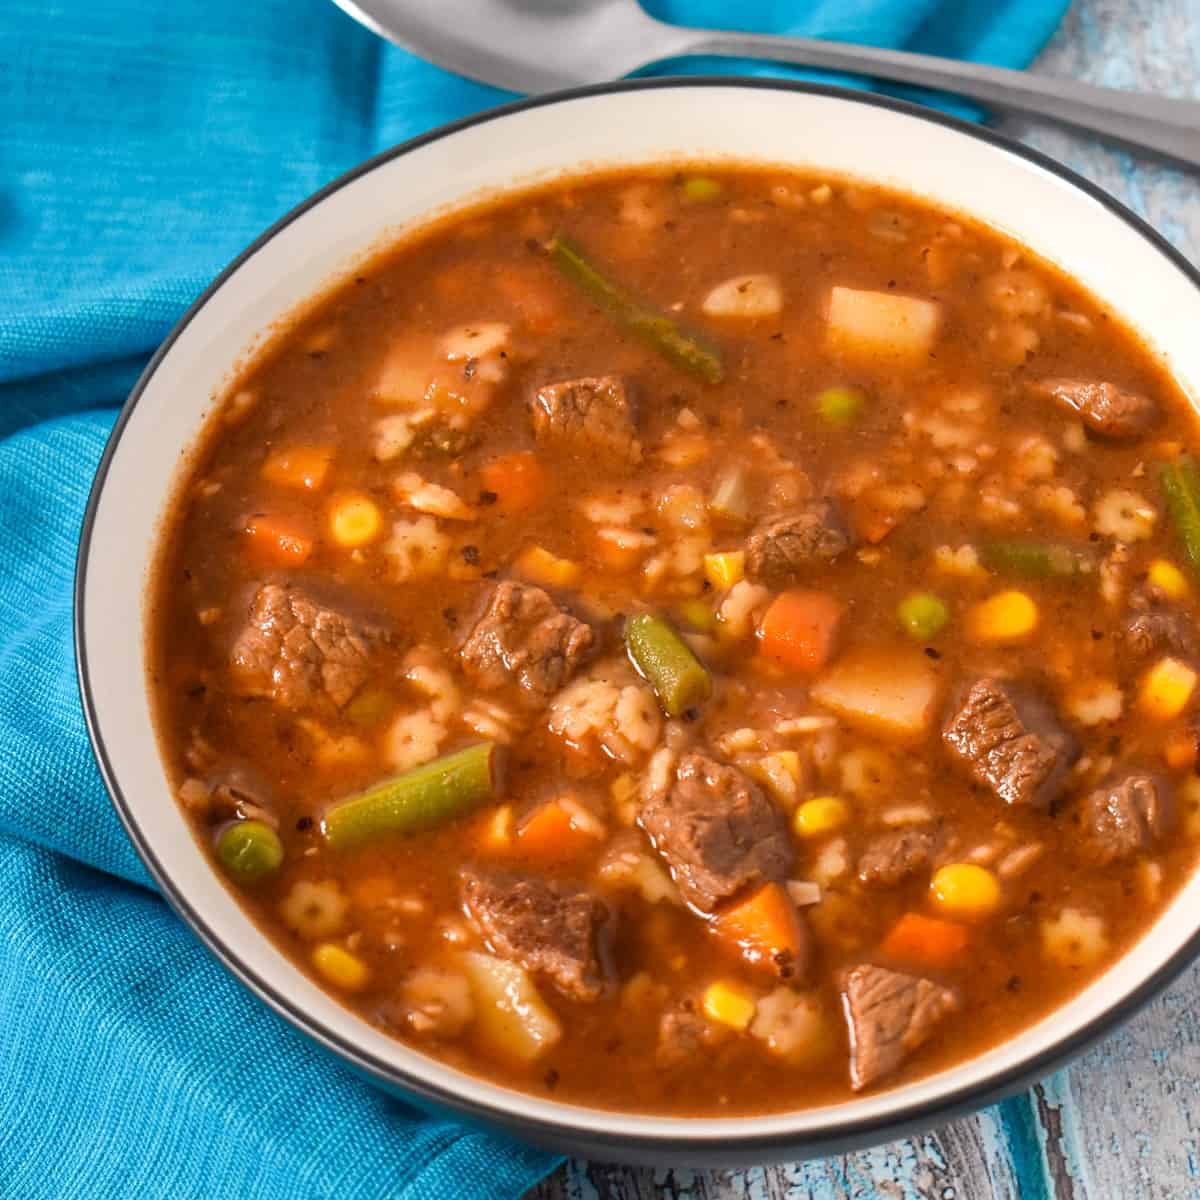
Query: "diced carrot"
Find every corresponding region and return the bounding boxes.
[495,264,562,334]
[431,262,490,305]
[858,509,901,545]
[515,802,594,859]
[243,513,314,566]
[513,544,580,589]
[757,590,844,674]
[260,445,334,490]
[712,882,808,974]
[352,875,397,910]
[1163,726,1198,772]
[880,912,969,969]
[593,526,655,572]
[480,451,547,513]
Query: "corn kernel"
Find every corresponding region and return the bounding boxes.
[704,551,745,590]
[329,493,382,547]
[968,590,1038,643]
[1139,656,1198,720]
[1180,775,1200,838]
[1147,558,1189,600]
[621,970,663,1010]
[514,544,581,589]
[1163,726,1198,772]
[793,796,850,838]
[701,980,758,1031]
[311,943,370,992]
[775,750,802,782]
[748,752,801,806]
[930,864,1001,920]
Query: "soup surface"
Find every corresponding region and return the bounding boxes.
[150,166,1200,1115]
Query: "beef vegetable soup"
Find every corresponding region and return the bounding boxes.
[150,166,1200,1114]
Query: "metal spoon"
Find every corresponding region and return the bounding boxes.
[331,0,1200,170]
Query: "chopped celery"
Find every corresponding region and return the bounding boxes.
[322,743,501,850]
[709,467,751,522]
[626,613,712,717]
[981,540,1093,579]
[549,235,724,384]
[1160,456,1200,578]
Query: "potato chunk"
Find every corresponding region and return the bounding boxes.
[460,951,563,1063]
[810,648,940,740]
[827,286,941,362]
[702,274,783,319]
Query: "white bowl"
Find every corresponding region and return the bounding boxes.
[76,79,1200,1166]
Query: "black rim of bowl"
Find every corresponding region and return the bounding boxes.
[74,76,1200,1157]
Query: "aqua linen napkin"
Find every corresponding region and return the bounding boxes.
[0,1,1068,1196]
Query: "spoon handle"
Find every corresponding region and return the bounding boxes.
[673,28,1200,170]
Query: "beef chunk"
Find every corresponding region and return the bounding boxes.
[744,500,851,583]
[639,752,791,912]
[841,964,960,1091]
[207,767,275,823]
[1030,377,1159,441]
[942,678,1078,809]
[1120,610,1197,665]
[459,580,594,705]
[1082,773,1173,865]
[656,1002,726,1069]
[530,375,641,464]
[857,828,936,889]
[460,869,612,1001]
[230,584,382,708]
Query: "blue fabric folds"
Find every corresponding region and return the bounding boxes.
[0,1,1067,1195]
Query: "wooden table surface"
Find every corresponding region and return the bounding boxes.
[530,1,1200,1196]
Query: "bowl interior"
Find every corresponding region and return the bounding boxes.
[77,81,1200,1158]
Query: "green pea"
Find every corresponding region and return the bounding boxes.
[677,599,717,633]
[898,592,949,641]
[816,386,867,429]
[216,820,284,885]
[681,176,722,203]
[344,687,393,727]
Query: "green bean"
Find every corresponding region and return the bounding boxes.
[549,236,724,384]
[1160,456,1200,577]
[216,820,283,885]
[626,613,712,717]
[322,743,501,851]
[981,540,1093,579]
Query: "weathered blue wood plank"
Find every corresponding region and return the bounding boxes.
[533,1,1199,1196]
[533,1106,1027,1200]
[1037,963,1200,1200]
